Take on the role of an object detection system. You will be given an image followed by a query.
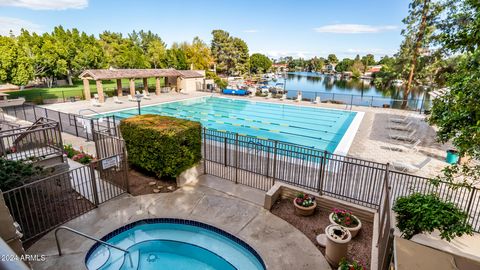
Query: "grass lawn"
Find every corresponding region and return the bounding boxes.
[4,78,163,103]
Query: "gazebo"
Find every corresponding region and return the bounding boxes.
[78,69,204,102]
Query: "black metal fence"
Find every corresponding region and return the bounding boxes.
[2,104,118,141]
[0,117,63,161]
[202,128,480,232]
[1,149,128,242]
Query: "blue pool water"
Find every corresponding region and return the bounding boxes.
[85,219,265,270]
[99,97,357,152]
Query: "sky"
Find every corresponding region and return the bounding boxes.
[0,0,409,60]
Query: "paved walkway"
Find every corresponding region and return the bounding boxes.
[27,177,331,270]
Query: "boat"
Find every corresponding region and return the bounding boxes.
[392,79,404,87]
[222,89,248,96]
[0,93,25,108]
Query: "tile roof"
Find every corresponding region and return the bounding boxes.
[79,69,203,80]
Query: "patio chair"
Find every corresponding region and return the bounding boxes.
[113,96,123,104]
[128,95,136,102]
[136,91,142,96]
[386,139,421,153]
[90,99,101,107]
[249,91,255,98]
[265,92,272,99]
[313,96,321,104]
[280,94,287,101]
[295,93,302,102]
[93,94,99,100]
[389,130,417,142]
[388,120,415,132]
[142,90,152,99]
[389,113,415,123]
[392,157,432,173]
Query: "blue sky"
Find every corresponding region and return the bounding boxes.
[0,0,409,60]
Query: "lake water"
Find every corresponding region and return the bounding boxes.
[270,72,430,110]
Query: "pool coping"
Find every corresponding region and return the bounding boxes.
[91,95,364,155]
[85,218,266,270]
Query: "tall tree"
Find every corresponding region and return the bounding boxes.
[250,53,272,74]
[327,54,338,65]
[211,30,249,75]
[401,0,442,108]
[0,36,33,85]
[361,54,375,72]
[183,37,213,70]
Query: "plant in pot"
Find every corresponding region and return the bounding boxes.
[293,192,317,216]
[338,258,366,270]
[325,224,352,267]
[329,208,362,238]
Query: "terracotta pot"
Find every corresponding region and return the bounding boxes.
[293,199,316,216]
[325,224,352,267]
[329,212,362,238]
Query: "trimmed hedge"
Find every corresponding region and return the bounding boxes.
[119,114,202,178]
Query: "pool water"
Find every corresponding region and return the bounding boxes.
[85,219,265,270]
[99,97,357,152]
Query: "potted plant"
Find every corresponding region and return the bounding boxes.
[338,258,366,270]
[325,224,352,267]
[293,192,317,216]
[329,208,362,238]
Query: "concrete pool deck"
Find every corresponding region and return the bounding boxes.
[27,176,332,270]
[42,91,450,179]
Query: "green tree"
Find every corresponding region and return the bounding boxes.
[428,0,480,187]
[147,39,167,68]
[211,30,249,75]
[335,58,353,73]
[361,54,375,72]
[250,53,272,74]
[183,37,213,70]
[0,36,33,86]
[327,54,338,65]
[99,31,149,69]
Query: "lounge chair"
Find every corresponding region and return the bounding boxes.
[385,139,421,153]
[265,93,272,99]
[295,93,302,102]
[90,99,101,107]
[249,91,255,98]
[389,130,417,142]
[389,120,415,132]
[136,91,141,95]
[392,157,432,173]
[113,96,123,104]
[280,94,287,101]
[93,94,99,100]
[389,113,415,123]
[128,95,136,102]
[142,90,152,100]
[313,96,321,104]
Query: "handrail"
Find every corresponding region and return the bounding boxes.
[55,226,133,267]
[78,108,101,117]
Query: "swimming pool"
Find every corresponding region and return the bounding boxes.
[99,97,362,153]
[85,219,265,270]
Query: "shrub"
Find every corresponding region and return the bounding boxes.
[63,144,94,164]
[339,258,366,270]
[0,158,44,190]
[393,193,473,241]
[119,114,201,178]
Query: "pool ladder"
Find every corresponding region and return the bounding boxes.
[55,226,133,267]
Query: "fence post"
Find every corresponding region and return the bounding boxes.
[112,115,117,136]
[89,162,100,206]
[13,106,17,118]
[371,96,374,107]
[22,104,27,120]
[73,115,79,137]
[465,188,477,225]
[350,95,353,107]
[317,150,327,194]
[203,127,207,173]
[62,90,65,102]
[272,140,278,186]
[44,108,48,118]
[58,111,63,132]
[224,136,227,167]
[32,106,37,121]
[235,133,239,184]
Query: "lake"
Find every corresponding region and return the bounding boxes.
[269,72,430,110]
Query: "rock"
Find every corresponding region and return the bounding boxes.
[148,181,156,186]
[153,189,160,193]
[167,186,174,191]
[157,185,164,189]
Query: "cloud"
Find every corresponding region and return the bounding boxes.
[242,29,258,33]
[313,24,397,34]
[0,0,88,10]
[0,16,42,35]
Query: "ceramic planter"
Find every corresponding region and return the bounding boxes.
[293,199,316,216]
[329,212,362,238]
[325,224,352,267]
